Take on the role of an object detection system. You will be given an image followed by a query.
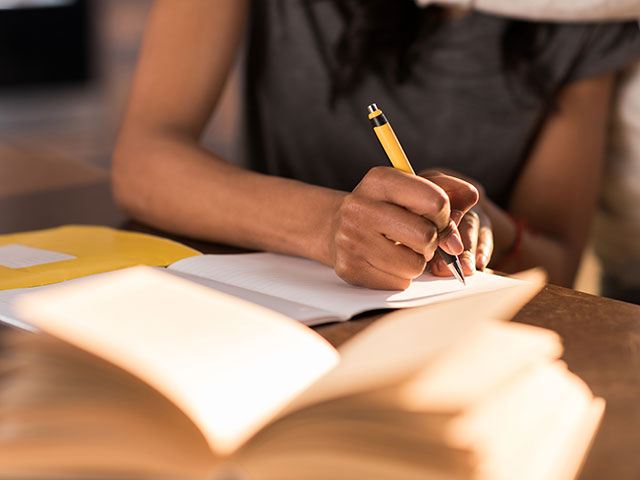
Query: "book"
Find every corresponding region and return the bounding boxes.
[0,266,604,480]
[0,229,529,329]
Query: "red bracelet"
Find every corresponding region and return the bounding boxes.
[494,215,526,271]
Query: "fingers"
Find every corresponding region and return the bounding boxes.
[351,200,439,259]
[458,210,479,275]
[337,260,412,291]
[462,207,494,272]
[329,167,481,290]
[430,208,494,277]
[331,196,431,289]
[421,171,480,220]
[475,214,494,271]
[333,230,427,290]
[417,170,479,256]
[357,167,475,255]
[356,167,455,235]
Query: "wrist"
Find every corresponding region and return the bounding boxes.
[493,214,526,271]
[304,189,347,268]
[475,197,520,267]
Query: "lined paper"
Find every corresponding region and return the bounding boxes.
[0,244,76,269]
[169,253,524,321]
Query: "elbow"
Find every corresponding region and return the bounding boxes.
[546,242,585,289]
[548,263,579,289]
[512,230,585,288]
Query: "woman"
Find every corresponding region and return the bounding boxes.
[112,0,640,289]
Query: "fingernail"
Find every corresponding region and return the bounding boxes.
[444,233,464,255]
[477,255,488,270]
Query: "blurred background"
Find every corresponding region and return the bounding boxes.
[0,0,600,294]
[0,0,236,168]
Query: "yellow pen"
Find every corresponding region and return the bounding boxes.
[367,103,466,286]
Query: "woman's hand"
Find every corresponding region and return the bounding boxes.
[419,170,494,277]
[430,206,494,276]
[327,167,478,290]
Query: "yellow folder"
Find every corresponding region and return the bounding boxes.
[0,225,200,290]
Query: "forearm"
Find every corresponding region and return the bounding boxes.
[487,73,614,287]
[112,131,344,265]
[419,0,640,21]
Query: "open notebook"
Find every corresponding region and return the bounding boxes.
[165,253,527,324]
[1,251,527,330]
[0,266,604,480]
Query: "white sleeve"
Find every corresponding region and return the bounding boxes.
[414,0,640,22]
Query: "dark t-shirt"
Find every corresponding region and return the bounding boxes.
[237,2,640,206]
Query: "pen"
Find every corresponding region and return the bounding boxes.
[367,103,466,286]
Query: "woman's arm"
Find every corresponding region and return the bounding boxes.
[484,73,615,287]
[112,0,477,290]
[426,73,614,286]
[416,0,640,21]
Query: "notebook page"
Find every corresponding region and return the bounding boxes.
[168,253,525,319]
[164,269,339,326]
[0,244,76,269]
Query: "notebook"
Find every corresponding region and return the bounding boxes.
[0,225,533,329]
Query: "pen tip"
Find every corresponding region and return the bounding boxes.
[452,258,466,286]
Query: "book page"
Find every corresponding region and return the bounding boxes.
[14,267,340,456]
[0,333,216,480]
[0,271,148,332]
[169,253,527,321]
[0,286,40,331]
[470,363,603,480]
[280,271,545,415]
[396,322,562,412]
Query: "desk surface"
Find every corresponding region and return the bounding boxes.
[2,176,640,480]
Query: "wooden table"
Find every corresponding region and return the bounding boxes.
[2,176,640,480]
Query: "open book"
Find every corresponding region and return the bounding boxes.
[0,267,604,480]
[0,226,527,329]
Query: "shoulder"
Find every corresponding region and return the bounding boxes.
[539,21,640,84]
